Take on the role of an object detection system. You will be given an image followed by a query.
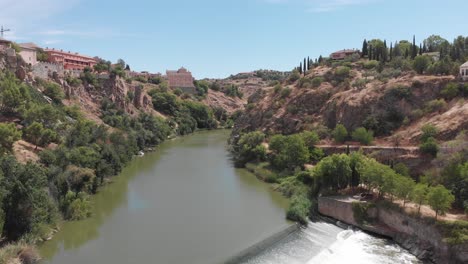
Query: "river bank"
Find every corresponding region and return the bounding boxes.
[318,196,468,264]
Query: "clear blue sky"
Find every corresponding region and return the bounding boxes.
[1,0,467,78]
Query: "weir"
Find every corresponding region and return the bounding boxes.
[224,223,300,264]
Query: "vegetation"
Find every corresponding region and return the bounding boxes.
[332,124,348,143]
[351,127,374,145]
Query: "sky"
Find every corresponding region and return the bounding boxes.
[0,0,467,78]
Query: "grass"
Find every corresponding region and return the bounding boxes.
[245,162,279,183]
[0,242,40,264]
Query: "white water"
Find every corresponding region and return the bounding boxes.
[243,222,422,264]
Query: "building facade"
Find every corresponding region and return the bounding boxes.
[330,49,360,60]
[44,48,97,71]
[461,61,468,81]
[19,42,39,66]
[166,67,196,94]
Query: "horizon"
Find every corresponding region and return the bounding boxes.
[1,0,467,79]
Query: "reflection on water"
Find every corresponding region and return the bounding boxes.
[243,222,421,264]
[40,130,290,264]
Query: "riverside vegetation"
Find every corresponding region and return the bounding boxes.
[230,34,468,253]
[0,63,238,263]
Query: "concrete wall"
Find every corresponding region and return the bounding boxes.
[224,224,300,264]
[318,196,468,263]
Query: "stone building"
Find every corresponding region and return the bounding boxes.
[166,67,196,94]
[330,49,360,60]
[44,48,97,71]
[19,42,39,66]
[461,61,468,81]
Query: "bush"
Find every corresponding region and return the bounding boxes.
[280,87,291,98]
[311,77,324,88]
[332,124,348,143]
[424,99,447,113]
[286,191,311,225]
[420,137,439,157]
[352,78,367,89]
[413,55,431,74]
[441,83,460,100]
[363,60,379,69]
[334,66,351,82]
[43,82,64,103]
[352,127,374,145]
[421,124,438,142]
[288,69,301,83]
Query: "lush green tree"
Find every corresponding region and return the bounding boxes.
[412,183,429,214]
[420,137,439,157]
[234,131,266,166]
[441,83,460,100]
[0,72,31,113]
[424,35,448,52]
[427,185,455,219]
[413,55,431,74]
[332,124,348,143]
[269,134,310,170]
[61,191,92,220]
[394,176,415,206]
[313,154,351,191]
[64,165,96,194]
[0,123,21,154]
[24,122,44,150]
[362,39,368,57]
[393,162,410,177]
[352,127,374,145]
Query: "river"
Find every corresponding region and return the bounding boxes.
[40,130,421,264]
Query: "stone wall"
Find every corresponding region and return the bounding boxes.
[32,62,64,79]
[318,196,468,264]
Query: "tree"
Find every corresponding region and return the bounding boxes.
[420,137,439,157]
[412,35,417,59]
[427,185,455,219]
[412,183,429,214]
[362,39,368,57]
[234,131,266,166]
[420,124,438,142]
[24,122,44,150]
[394,176,415,207]
[269,134,310,170]
[43,82,64,103]
[424,35,448,52]
[313,154,351,191]
[0,123,21,154]
[0,72,31,113]
[413,55,431,74]
[352,127,374,145]
[117,59,126,69]
[332,124,348,143]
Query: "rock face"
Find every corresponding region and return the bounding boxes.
[318,196,468,264]
[232,67,464,145]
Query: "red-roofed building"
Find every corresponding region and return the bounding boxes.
[166,67,196,94]
[44,48,97,70]
[330,49,360,60]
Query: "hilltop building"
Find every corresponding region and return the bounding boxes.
[330,49,360,60]
[461,61,468,81]
[18,42,39,66]
[166,67,196,94]
[0,37,11,52]
[44,48,97,71]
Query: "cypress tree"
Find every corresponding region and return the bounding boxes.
[412,35,417,59]
[405,48,409,59]
[304,58,307,74]
[389,42,393,61]
[362,39,368,57]
[419,43,423,55]
[368,45,373,60]
[299,62,303,74]
[423,42,427,53]
[383,40,388,62]
[318,55,323,63]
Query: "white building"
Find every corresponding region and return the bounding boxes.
[461,61,468,81]
[19,42,39,66]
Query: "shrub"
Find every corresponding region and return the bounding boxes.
[332,124,348,143]
[286,191,311,225]
[424,99,447,113]
[273,84,283,94]
[420,124,438,142]
[352,202,376,224]
[352,127,374,145]
[280,87,292,98]
[334,66,351,82]
[364,60,379,69]
[288,69,301,83]
[43,82,64,103]
[441,83,460,100]
[413,55,431,74]
[420,137,439,157]
[311,77,324,88]
[352,78,367,89]
[287,105,299,114]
